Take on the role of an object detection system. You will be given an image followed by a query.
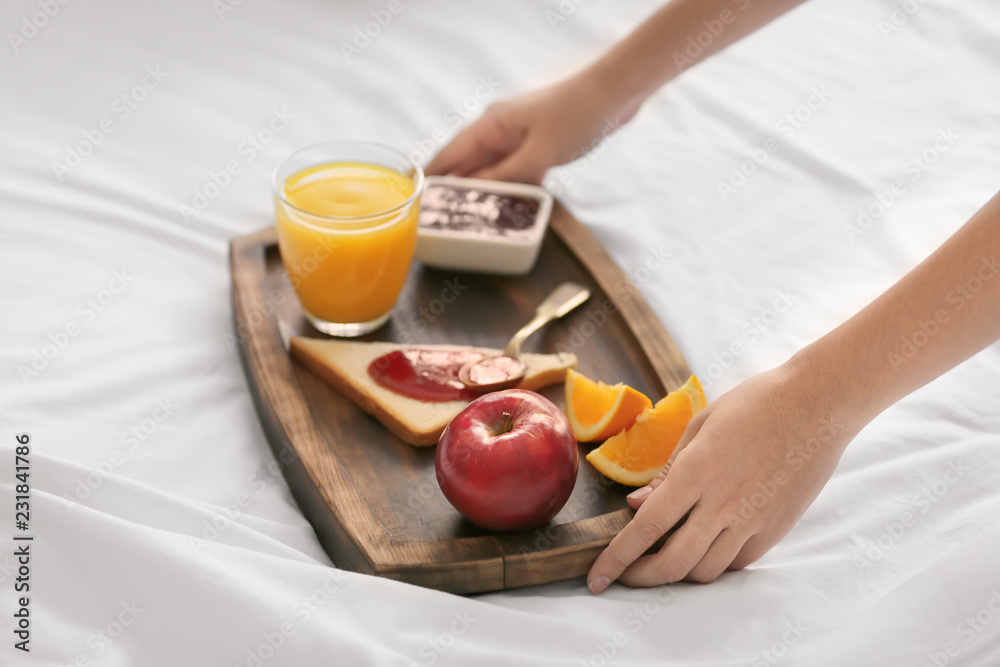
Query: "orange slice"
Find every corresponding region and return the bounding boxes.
[565,368,652,442]
[586,375,706,486]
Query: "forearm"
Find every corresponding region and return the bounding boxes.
[578,0,809,113]
[793,190,1000,431]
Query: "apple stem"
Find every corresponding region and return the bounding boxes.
[501,411,513,434]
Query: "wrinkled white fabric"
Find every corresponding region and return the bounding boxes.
[2,0,1000,665]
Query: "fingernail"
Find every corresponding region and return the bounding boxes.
[588,576,610,595]
[627,486,652,502]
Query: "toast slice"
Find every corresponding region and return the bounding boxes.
[290,338,577,447]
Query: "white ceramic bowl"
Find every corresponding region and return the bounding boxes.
[415,176,552,275]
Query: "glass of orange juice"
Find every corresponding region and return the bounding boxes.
[272,142,424,337]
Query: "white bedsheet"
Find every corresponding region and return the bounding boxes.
[3,0,1000,664]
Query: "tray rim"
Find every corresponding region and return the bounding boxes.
[229,201,692,593]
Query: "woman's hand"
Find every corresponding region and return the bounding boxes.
[586,185,1000,593]
[424,0,814,184]
[587,358,862,592]
[425,74,636,184]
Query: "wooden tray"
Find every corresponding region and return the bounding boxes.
[230,202,692,594]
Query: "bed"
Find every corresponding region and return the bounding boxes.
[3,0,1000,664]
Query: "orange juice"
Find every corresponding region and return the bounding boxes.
[275,161,420,330]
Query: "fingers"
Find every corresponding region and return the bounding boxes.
[626,408,710,511]
[684,528,748,583]
[729,533,772,571]
[470,143,546,184]
[425,107,525,179]
[667,407,709,467]
[616,505,720,588]
[587,475,698,594]
[626,467,668,509]
[424,104,546,183]
[424,125,486,177]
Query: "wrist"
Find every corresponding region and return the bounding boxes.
[780,339,880,443]
[574,60,646,124]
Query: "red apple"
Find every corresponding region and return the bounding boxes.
[436,389,578,531]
